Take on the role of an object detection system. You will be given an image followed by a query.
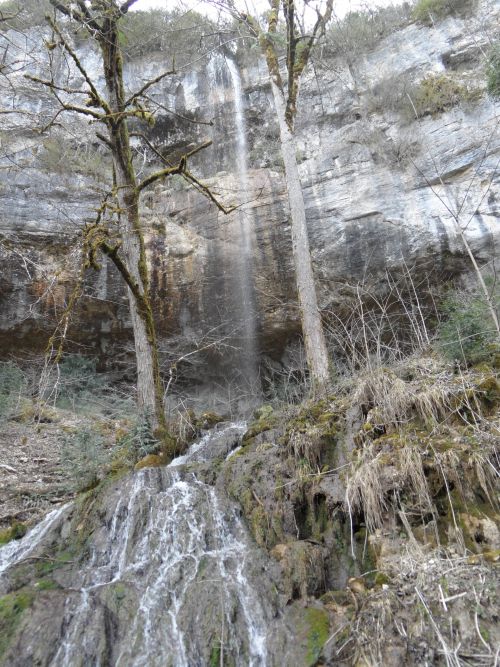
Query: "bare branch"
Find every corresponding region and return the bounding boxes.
[143,94,214,126]
[95,131,113,150]
[100,242,143,304]
[24,73,88,97]
[24,77,105,120]
[124,67,176,109]
[46,16,111,116]
[74,0,102,33]
[137,140,212,192]
[49,0,87,24]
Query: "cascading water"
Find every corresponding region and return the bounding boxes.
[0,424,284,666]
[0,503,70,576]
[225,58,260,399]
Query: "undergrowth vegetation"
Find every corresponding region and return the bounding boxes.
[368,71,482,120]
[437,288,500,364]
[345,358,499,539]
[410,73,482,117]
[486,43,500,99]
[117,8,221,64]
[412,0,478,24]
[0,352,209,499]
[319,3,413,59]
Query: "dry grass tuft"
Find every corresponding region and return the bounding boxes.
[345,358,499,545]
[346,444,388,533]
[288,426,324,469]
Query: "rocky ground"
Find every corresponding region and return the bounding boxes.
[0,353,498,665]
[216,354,500,665]
[0,416,76,533]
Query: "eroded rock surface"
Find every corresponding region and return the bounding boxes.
[1,3,499,384]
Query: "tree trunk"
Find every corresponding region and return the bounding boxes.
[116,178,165,429]
[270,79,330,390]
[101,34,166,431]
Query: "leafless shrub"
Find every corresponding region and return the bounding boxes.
[365,71,415,116]
[262,341,310,406]
[324,266,439,375]
[347,121,421,167]
[318,3,413,61]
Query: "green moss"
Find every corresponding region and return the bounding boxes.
[310,495,329,540]
[34,549,76,576]
[412,0,476,24]
[253,404,274,421]
[0,523,27,546]
[250,505,269,548]
[196,412,225,429]
[477,376,500,407]
[209,643,221,667]
[320,590,351,606]
[0,590,34,656]
[112,582,127,601]
[208,640,235,667]
[411,73,481,117]
[34,578,60,591]
[304,607,330,665]
[374,572,391,586]
[242,414,277,444]
[134,453,166,470]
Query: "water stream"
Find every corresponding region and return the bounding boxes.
[0,503,70,576]
[0,423,278,666]
[225,58,260,398]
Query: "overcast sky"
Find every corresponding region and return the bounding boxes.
[131,0,404,21]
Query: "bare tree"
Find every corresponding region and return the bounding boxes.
[229,0,333,391]
[24,0,231,438]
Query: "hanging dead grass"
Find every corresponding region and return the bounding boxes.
[345,359,499,545]
[467,447,499,509]
[353,364,464,428]
[288,426,324,468]
[345,444,389,533]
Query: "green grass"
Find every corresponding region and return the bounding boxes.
[0,590,34,656]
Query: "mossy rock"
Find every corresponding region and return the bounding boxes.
[34,578,60,591]
[303,607,330,666]
[0,522,27,546]
[253,404,274,420]
[34,549,77,577]
[374,572,391,587]
[468,549,500,564]
[0,589,34,656]
[320,589,352,607]
[477,375,500,407]
[242,414,278,444]
[196,412,225,429]
[134,453,167,470]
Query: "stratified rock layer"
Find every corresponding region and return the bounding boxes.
[1,3,499,384]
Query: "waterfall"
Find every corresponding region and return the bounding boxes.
[0,503,70,576]
[0,424,279,666]
[226,58,260,401]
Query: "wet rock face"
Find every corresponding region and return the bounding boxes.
[0,426,307,667]
[1,3,499,374]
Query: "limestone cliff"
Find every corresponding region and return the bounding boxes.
[0,2,499,392]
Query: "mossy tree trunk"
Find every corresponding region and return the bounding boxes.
[45,0,170,431]
[240,0,333,392]
[34,2,232,439]
[98,13,165,430]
